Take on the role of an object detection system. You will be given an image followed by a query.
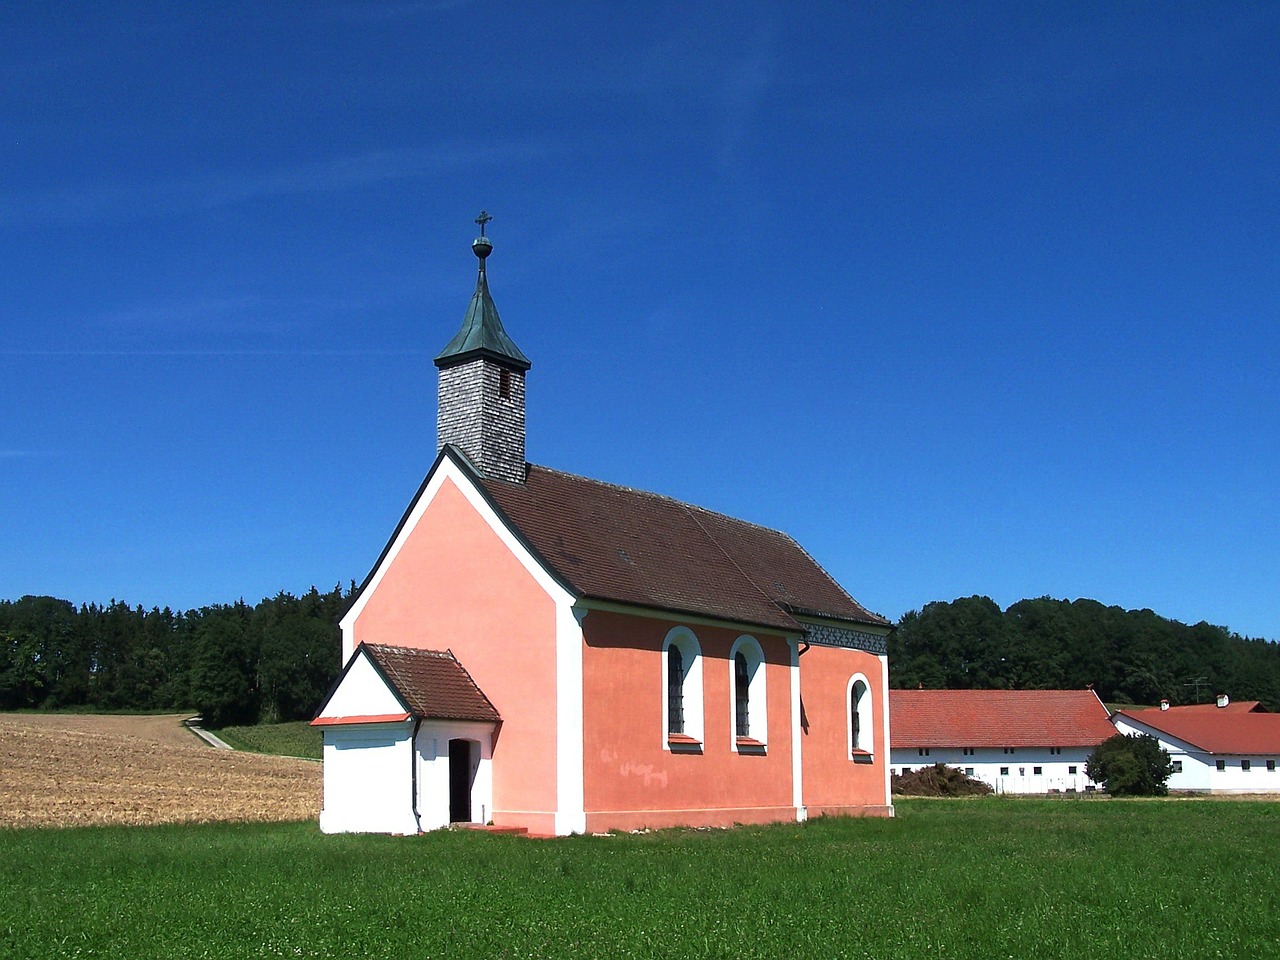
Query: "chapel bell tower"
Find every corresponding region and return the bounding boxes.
[434,212,531,484]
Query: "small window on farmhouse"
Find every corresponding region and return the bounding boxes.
[1050,747,1062,756]
[1000,767,1009,776]
[964,767,974,776]
[499,369,512,398]
[1172,761,1182,773]
[1033,766,1043,776]
[1216,759,1226,771]
[1068,765,1078,775]
[1242,759,1252,772]
[848,676,872,757]
[1268,760,1276,772]
[962,747,975,756]
[918,748,930,757]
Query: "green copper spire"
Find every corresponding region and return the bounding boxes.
[434,212,531,372]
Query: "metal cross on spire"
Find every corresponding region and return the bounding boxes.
[475,211,493,236]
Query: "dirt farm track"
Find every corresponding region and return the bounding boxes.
[0,713,321,828]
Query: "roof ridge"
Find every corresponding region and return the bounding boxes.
[364,642,453,660]
[522,463,794,537]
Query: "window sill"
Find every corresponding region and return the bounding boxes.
[735,737,766,755]
[667,733,703,753]
[850,750,874,764]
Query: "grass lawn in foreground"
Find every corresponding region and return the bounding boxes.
[2,798,1277,959]
[215,720,322,760]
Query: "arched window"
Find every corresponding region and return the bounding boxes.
[662,627,703,747]
[848,675,872,759]
[729,635,767,750]
[668,645,685,734]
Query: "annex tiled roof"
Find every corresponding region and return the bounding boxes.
[477,461,888,633]
[890,689,1115,749]
[363,643,500,723]
[1116,708,1280,755]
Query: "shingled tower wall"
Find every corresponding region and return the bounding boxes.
[434,213,531,484]
[437,357,527,483]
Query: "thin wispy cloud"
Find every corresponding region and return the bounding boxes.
[0,142,553,229]
[323,0,477,21]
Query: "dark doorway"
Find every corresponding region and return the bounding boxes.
[448,739,473,823]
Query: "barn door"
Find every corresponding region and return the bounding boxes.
[448,739,474,823]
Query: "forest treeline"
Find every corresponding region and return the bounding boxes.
[0,586,350,727]
[4,590,1278,724]
[889,596,1280,710]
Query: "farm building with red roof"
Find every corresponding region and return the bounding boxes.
[1113,696,1280,793]
[889,688,1114,794]
[313,219,893,835]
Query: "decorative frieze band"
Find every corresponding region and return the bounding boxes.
[803,622,888,655]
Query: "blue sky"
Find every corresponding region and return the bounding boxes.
[3,3,1277,640]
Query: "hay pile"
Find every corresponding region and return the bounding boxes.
[892,762,993,797]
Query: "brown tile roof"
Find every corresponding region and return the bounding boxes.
[890,689,1116,749]
[478,462,888,632]
[1116,708,1280,755]
[363,643,500,723]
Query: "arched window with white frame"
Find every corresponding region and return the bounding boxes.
[848,674,873,760]
[662,627,703,747]
[729,635,767,750]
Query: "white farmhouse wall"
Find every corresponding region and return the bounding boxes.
[890,746,1101,794]
[1204,756,1280,792]
[320,722,418,834]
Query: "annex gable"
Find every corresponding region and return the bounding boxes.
[316,647,409,721]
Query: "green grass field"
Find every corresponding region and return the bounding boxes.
[215,720,323,759]
[2,799,1277,959]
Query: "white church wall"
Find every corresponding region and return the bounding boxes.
[319,721,418,834]
[414,720,495,831]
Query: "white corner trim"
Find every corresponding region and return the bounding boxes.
[790,638,805,820]
[879,654,892,807]
[555,599,586,836]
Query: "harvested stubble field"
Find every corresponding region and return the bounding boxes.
[0,713,320,828]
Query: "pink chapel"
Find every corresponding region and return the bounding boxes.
[313,215,895,836]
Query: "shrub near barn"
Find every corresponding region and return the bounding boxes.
[1086,733,1174,796]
